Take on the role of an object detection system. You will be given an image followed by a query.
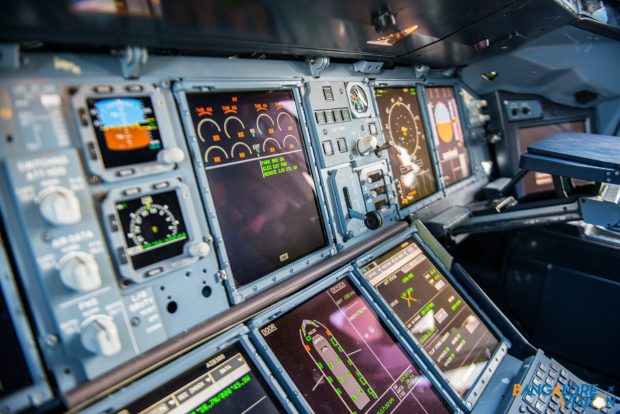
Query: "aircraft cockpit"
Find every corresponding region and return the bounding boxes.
[0,1,619,413]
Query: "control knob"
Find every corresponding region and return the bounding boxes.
[158,147,186,165]
[356,135,378,156]
[58,251,102,292]
[80,315,122,356]
[364,211,383,230]
[38,186,81,225]
[348,208,384,231]
[186,241,210,257]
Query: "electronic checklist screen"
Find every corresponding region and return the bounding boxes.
[259,278,452,413]
[360,239,500,396]
[119,342,283,414]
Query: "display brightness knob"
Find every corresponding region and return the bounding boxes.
[158,147,186,165]
[186,241,210,257]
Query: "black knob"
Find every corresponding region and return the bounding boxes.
[364,211,383,230]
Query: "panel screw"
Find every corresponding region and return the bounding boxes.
[217,270,228,282]
[46,334,59,347]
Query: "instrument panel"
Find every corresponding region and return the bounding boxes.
[374,86,437,208]
[0,54,493,412]
[356,230,509,408]
[251,269,456,414]
[184,89,328,290]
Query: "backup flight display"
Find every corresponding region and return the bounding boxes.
[259,278,452,414]
[118,343,283,414]
[185,90,327,287]
[374,87,437,208]
[360,239,500,396]
[87,96,163,168]
[425,87,471,186]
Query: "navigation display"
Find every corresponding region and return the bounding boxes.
[425,87,471,186]
[360,239,500,396]
[186,90,327,287]
[259,278,451,414]
[115,190,189,270]
[119,343,284,414]
[374,87,438,208]
[87,97,163,168]
[518,121,586,193]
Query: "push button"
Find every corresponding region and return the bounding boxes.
[315,111,326,125]
[342,109,351,121]
[334,109,343,122]
[325,110,335,124]
[369,122,378,136]
[322,86,334,101]
[322,141,334,156]
[336,138,348,153]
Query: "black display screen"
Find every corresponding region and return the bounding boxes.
[425,87,471,186]
[0,288,33,398]
[121,342,284,414]
[260,278,452,414]
[115,190,189,270]
[87,96,162,168]
[360,239,500,396]
[374,87,438,208]
[186,90,328,287]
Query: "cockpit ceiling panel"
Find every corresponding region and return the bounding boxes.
[0,0,573,66]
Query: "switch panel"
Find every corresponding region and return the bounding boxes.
[305,80,399,249]
[2,149,142,387]
[504,99,543,121]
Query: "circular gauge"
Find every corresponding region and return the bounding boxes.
[346,82,372,117]
[128,202,180,247]
[223,116,246,139]
[256,113,275,135]
[386,98,425,156]
[197,118,222,142]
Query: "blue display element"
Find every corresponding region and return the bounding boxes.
[95,98,146,127]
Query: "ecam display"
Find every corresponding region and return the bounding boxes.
[186,90,327,287]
